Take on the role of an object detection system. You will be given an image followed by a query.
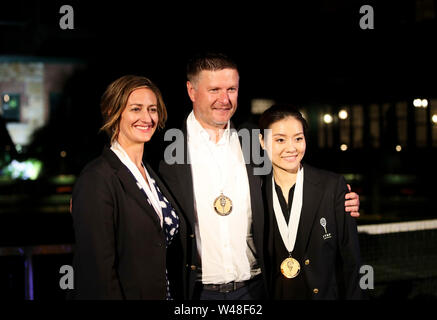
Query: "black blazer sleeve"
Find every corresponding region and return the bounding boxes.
[334,175,363,299]
[72,166,123,299]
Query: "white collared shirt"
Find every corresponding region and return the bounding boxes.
[110,141,163,227]
[186,111,252,284]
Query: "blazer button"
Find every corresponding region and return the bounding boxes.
[313,288,319,294]
[190,265,197,271]
[305,259,310,265]
[189,234,195,238]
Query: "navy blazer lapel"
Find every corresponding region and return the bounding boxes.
[297,164,324,255]
[102,147,162,230]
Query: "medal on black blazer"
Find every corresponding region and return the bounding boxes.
[213,192,233,216]
[272,166,304,279]
[281,256,301,278]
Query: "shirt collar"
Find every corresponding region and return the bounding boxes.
[187,110,231,145]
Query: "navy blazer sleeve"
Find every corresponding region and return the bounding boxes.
[72,165,123,299]
[334,175,364,299]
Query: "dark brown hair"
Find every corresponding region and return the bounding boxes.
[186,52,238,83]
[100,75,167,144]
[259,104,308,138]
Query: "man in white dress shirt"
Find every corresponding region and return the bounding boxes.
[188,53,270,300]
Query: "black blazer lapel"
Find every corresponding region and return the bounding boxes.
[174,164,196,225]
[246,163,264,240]
[176,119,197,228]
[264,172,275,258]
[237,123,264,245]
[102,147,162,231]
[161,117,197,228]
[297,164,324,255]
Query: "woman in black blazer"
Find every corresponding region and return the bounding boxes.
[71,75,186,299]
[258,105,364,300]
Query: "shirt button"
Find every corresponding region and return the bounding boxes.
[313,288,319,294]
[305,259,310,265]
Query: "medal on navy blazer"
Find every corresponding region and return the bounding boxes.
[213,192,233,216]
[272,166,304,279]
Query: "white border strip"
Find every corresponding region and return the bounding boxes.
[358,219,437,235]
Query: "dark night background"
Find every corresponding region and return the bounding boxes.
[0,0,436,301]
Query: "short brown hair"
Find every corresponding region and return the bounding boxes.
[186,52,238,83]
[100,75,167,144]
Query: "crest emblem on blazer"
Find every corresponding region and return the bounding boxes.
[320,217,332,240]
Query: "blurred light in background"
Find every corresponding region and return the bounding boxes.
[323,114,333,124]
[396,145,402,152]
[60,151,67,158]
[2,159,43,180]
[432,114,437,124]
[250,98,276,114]
[338,109,348,120]
[50,174,76,185]
[414,98,428,108]
[340,143,348,151]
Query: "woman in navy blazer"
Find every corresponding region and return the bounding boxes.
[258,105,364,300]
[71,75,186,299]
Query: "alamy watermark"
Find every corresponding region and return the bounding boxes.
[359,264,374,290]
[59,5,74,30]
[163,128,273,176]
[59,264,374,290]
[360,5,374,30]
[59,264,74,290]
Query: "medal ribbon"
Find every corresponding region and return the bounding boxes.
[272,166,304,255]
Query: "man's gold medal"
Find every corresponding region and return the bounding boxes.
[213,193,233,216]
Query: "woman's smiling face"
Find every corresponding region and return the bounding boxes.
[118,88,159,146]
[262,116,306,174]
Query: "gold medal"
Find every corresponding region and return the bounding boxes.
[280,257,300,278]
[213,193,233,216]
